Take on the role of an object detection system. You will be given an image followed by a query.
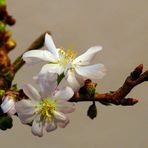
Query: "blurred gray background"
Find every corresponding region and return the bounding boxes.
[0,0,148,148]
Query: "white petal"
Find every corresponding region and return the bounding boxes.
[46,121,57,132]
[66,70,80,91]
[15,100,36,124]
[15,100,35,114]
[31,114,44,137]
[45,33,59,58]
[34,72,57,98]
[54,111,69,128]
[1,96,15,114]
[54,87,74,101]
[23,50,57,65]
[57,101,75,114]
[73,46,102,65]
[18,113,36,124]
[8,106,16,116]
[22,84,41,102]
[75,64,106,79]
[40,64,64,75]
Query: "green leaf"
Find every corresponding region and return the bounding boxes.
[87,102,97,120]
[0,115,13,130]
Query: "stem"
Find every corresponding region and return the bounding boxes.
[69,64,148,106]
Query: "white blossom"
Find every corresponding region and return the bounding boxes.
[15,72,75,137]
[23,33,106,90]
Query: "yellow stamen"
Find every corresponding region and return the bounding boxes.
[58,47,77,66]
[37,99,56,121]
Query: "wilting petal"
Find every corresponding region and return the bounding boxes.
[15,100,36,124]
[1,96,15,114]
[22,84,41,102]
[73,46,102,65]
[54,111,69,128]
[46,121,57,132]
[54,87,74,101]
[40,64,64,75]
[23,50,57,64]
[45,33,59,58]
[75,64,106,79]
[34,72,57,98]
[66,70,80,91]
[31,114,44,137]
[57,101,75,114]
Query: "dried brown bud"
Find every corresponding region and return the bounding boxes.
[131,64,143,80]
[5,15,15,25]
[0,47,10,68]
[5,38,16,51]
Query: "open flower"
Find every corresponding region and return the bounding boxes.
[15,72,75,137]
[23,33,106,90]
[1,95,16,116]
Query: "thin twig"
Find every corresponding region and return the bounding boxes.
[69,64,148,106]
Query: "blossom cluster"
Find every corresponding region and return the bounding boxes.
[1,33,106,137]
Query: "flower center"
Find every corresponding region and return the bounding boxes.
[38,99,56,121]
[58,48,77,66]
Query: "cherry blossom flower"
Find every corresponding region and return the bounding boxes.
[23,33,106,90]
[15,72,75,137]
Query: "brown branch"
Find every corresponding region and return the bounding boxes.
[0,4,16,89]
[14,64,147,106]
[69,64,148,106]
[13,65,147,106]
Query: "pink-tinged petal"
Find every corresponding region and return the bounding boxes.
[31,114,44,137]
[45,33,59,58]
[1,96,15,114]
[23,50,57,65]
[54,87,74,101]
[40,64,64,75]
[54,111,69,128]
[33,72,57,98]
[15,100,36,124]
[73,46,102,65]
[75,64,106,79]
[22,84,41,102]
[57,101,75,114]
[66,70,80,91]
[46,121,57,132]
